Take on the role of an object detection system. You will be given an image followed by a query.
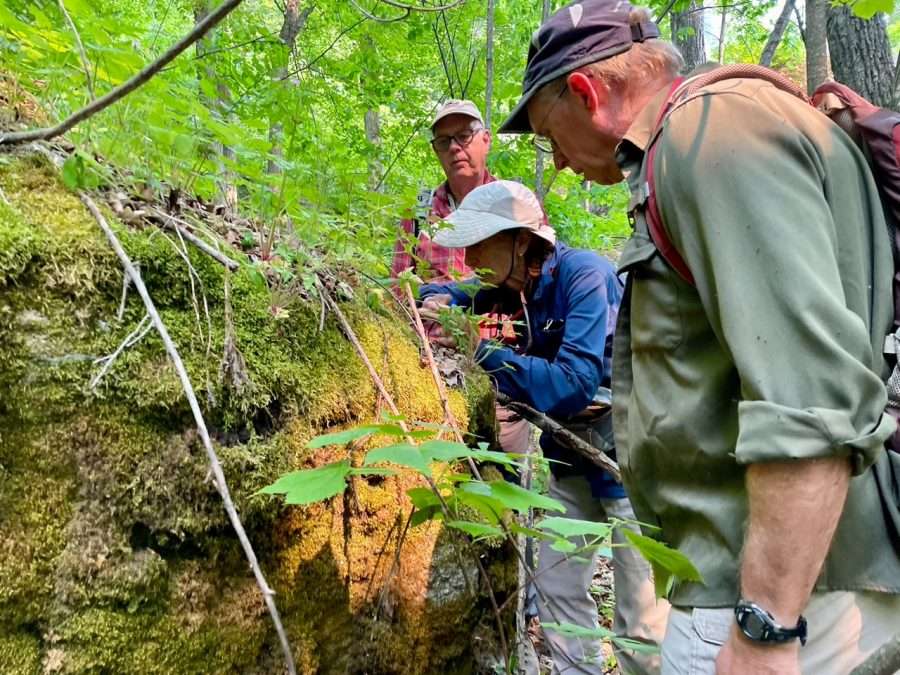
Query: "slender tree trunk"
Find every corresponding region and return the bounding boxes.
[759,0,797,67]
[364,109,383,192]
[535,0,551,201]
[484,0,495,130]
[826,6,894,107]
[268,1,312,176]
[805,0,829,95]
[717,4,727,64]
[671,1,706,72]
[194,1,237,212]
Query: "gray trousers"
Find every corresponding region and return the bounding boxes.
[536,475,670,675]
[661,591,900,675]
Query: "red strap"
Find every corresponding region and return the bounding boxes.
[645,78,696,287]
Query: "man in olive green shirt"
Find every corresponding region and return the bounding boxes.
[498,0,900,673]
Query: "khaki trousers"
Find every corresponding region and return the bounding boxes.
[535,475,670,675]
[661,591,900,674]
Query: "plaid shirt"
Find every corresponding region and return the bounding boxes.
[390,171,496,283]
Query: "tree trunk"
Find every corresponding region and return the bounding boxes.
[759,0,797,67]
[484,0,495,130]
[364,109,383,192]
[717,4,726,64]
[194,1,237,212]
[671,1,706,72]
[535,0,551,201]
[805,0,829,95]
[268,1,312,177]
[826,5,894,107]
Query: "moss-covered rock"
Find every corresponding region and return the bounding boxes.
[0,155,505,674]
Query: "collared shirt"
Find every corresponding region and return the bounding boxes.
[614,74,900,608]
[421,243,624,497]
[390,172,496,283]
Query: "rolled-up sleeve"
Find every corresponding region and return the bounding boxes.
[656,91,895,472]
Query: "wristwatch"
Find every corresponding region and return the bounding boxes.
[734,600,808,646]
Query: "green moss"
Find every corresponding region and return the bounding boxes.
[0,154,504,673]
[0,632,42,675]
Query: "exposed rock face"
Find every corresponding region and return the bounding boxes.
[0,156,504,674]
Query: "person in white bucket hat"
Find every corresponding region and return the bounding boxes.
[420,179,669,675]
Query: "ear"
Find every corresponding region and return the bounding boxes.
[566,71,606,113]
[482,129,492,149]
[514,230,533,257]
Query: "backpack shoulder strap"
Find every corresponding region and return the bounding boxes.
[644,66,810,288]
[413,186,435,238]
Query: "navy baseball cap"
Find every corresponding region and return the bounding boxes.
[498,0,660,134]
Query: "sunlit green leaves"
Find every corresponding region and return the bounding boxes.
[623,530,704,598]
[256,460,352,505]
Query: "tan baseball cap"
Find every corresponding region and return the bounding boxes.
[431,99,485,130]
[433,180,556,249]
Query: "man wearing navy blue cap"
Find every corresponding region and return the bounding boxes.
[499,1,900,674]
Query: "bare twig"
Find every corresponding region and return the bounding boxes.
[90,314,153,388]
[348,0,410,23]
[404,285,465,443]
[79,193,296,675]
[0,0,245,146]
[495,393,620,482]
[850,633,900,675]
[151,208,240,271]
[57,0,95,100]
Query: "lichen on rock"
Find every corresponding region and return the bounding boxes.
[0,155,506,674]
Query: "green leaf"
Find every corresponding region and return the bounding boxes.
[850,0,892,19]
[446,520,504,539]
[307,426,379,448]
[61,155,82,190]
[487,480,566,515]
[406,486,441,510]
[421,439,520,469]
[365,443,431,477]
[541,622,614,640]
[610,636,662,655]
[257,460,351,505]
[410,504,441,527]
[538,517,612,539]
[623,530,704,598]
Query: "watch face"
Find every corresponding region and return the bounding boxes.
[742,611,767,639]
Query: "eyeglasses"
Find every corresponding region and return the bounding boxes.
[532,82,568,155]
[431,124,484,153]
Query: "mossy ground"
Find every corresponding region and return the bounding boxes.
[0,155,504,674]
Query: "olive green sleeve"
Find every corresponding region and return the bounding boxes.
[655,90,895,472]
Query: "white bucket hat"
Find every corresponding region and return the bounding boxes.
[432,180,556,249]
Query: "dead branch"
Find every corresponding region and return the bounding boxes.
[850,634,900,675]
[150,208,240,271]
[0,0,245,146]
[495,393,620,482]
[90,314,152,389]
[404,285,465,443]
[57,0,95,100]
[79,193,297,675]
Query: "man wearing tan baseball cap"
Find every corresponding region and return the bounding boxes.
[390,99,495,284]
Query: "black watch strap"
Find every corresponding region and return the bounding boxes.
[734,600,808,646]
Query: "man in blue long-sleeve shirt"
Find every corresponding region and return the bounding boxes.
[419,180,668,674]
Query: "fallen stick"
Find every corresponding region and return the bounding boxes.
[80,193,296,675]
[156,211,240,271]
[850,633,900,675]
[0,0,244,146]
[495,392,620,482]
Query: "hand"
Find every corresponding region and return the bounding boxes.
[715,624,800,675]
[420,293,452,313]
